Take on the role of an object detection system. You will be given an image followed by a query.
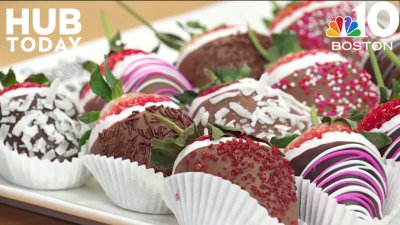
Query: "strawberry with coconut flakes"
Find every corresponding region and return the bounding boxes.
[284,119,388,220]
[265,49,379,117]
[0,72,86,162]
[270,1,375,65]
[189,75,311,141]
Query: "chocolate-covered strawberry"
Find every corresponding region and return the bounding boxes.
[80,13,192,112]
[83,64,192,176]
[268,1,375,65]
[284,117,389,220]
[0,70,85,162]
[150,117,298,225]
[266,49,379,117]
[117,2,272,87]
[357,46,400,161]
[188,75,311,140]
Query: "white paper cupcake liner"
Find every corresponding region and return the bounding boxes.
[83,154,170,214]
[0,147,90,190]
[162,172,284,225]
[296,165,400,225]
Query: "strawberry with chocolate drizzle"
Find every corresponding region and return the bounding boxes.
[0,69,86,162]
[117,1,272,88]
[80,61,193,176]
[281,107,390,220]
[265,49,379,117]
[357,44,400,161]
[149,116,298,225]
[80,12,192,112]
[268,1,375,66]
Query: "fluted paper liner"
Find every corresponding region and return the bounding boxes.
[162,172,283,225]
[296,165,400,225]
[83,154,170,214]
[0,147,90,190]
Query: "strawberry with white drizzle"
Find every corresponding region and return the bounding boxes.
[0,75,85,162]
[80,12,193,113]
[269,1,375,65]
[265,49,379,117]
[80,49,193,113]
[284,120,388,220]
[83,64,193,176]
[189,75,311,141]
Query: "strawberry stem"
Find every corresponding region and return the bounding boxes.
[381,41,400,70]
[152,113,184,135]
[367,43,384,88]
[311,104,319,125]
[247,25,270,61]
[101,11,113,42]
[117,1,158,33]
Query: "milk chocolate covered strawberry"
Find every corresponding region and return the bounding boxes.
[83,64,193,176]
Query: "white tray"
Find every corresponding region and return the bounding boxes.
[0,176,177,225]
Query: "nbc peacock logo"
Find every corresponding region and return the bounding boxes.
[326,16,361,37]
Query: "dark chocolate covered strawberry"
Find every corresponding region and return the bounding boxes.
[117,2,272,87]
[82,63,193,176]
[266,49,379,117]
[284,116,389,220]
[0,70,85,162]
[149,117,298,225]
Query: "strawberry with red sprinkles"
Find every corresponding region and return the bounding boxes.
[149,115,298,225]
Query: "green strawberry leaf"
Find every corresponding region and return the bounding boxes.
[156,32,184,50]
[321,116,358,130]
[150,114,201,169]
[270,134,299,148]
[79,130,91,152]
[174,90,198,106]
[186,20,207,32]
[151,42,161,53]
[213,123,245,136]
[82,60,98,73]
[1,68,17,88]
[206,124,225,140]
[247,25,270,61]
[111,80,123,100]
[347,109,368,122]
[24,73,50,85]
[311,105,320,125]
[109,32,126,53]
[263,18,272,28]
[150,138,182,169]
[359,131,392,149]
[379,87,389,104]
[390,79,400,100]
[90,66,112,102]
[79,111,100,124]
[104,56,116,88]
[266,30,301,64]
